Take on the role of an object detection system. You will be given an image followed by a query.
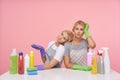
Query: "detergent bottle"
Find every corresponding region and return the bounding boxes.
[102,47,110,74]
[97,50,104,74]
[18,51,24,74]
[10,49,18,74]
[91,51,97,75]
[30,51,34,67]
[87,48,93,66]
[24,54,30,73]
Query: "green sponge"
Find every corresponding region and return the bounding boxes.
[27,67,38,72]
[72,65,92,71]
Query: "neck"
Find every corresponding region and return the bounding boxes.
[73,37,82,42]
[73,37,82,44]
[55,41,60,47]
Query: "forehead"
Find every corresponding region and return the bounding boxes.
[62,31,69,38]
[75,24,84,29]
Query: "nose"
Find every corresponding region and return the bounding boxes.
[77,29,81,33]
[58,35,62,40]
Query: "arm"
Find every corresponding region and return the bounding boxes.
[63,56,73,69]
[63,43,91,71]
[42,41,55,63]
[41,57,46,63]
[87,36,96,49]
[64,56,92,71]
[43,45,65,69]
[35,45,65,70]
[84,23,96,49]
[35,59,60,70]
[44,59,59,69]
[31,44,46,63]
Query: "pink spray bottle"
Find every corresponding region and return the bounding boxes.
[87,48,93,66]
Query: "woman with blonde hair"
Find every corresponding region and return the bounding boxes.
[31,30,74,70]
[64,20,96,71]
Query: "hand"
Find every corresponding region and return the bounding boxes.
[35,65,44,70]
[31,44,44,50]
[82,66,92,71]
[72,65,92,71]
[31,44,46,57]
[84,23,90,38]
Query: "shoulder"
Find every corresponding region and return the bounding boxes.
[81,39,88,48]
[47,41,55,49]
[57,45,65,50]
[82,39,88,44]
[64,42,72,47]
[48,41,55,46]
[48,41,55,44]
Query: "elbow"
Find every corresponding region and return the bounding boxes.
[44,64,54,69]
[91,44,96,49]
[65,63,72,69]
[89,43,96,49]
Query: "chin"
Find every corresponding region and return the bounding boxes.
[76,36,82,39]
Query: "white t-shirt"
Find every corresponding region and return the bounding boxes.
[47,41,65,62]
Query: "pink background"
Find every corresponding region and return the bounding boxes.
[0,0,120,75]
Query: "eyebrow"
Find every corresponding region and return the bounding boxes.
[62,32,68,40]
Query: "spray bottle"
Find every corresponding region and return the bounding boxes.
[24,54,29,73]
[87,48,93,66]
[30,51,34,67]
[102,47,110,74]
[10,49,18,74]
[18,51,24,74]
[97,50,104,74]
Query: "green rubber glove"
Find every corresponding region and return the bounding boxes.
[72,65,92,71]
[84,23,90,38]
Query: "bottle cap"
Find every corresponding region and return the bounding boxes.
[19,51,23,56]
[25,54,29,58]
[30,51,33,54]
[11,48,17,56]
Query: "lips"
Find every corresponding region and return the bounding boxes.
[76,34,81,36]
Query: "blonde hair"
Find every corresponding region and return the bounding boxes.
[72,20,86,31]
[63,30,74,42]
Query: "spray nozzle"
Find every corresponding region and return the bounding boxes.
[97,50,103,56]
[102,47,109,54]
[102,47,109,50]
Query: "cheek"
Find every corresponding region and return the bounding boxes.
[61,39,66,43]
[74,30,77,34]
[57,35,61,39]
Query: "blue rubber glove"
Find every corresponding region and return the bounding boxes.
[35,65,44,70]
[31,44,46,57]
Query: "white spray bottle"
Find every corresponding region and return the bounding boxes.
[24,54,30,73]
[102,47,110,74]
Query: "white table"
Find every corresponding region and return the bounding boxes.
[0,68,120,80]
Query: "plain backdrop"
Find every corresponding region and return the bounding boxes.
[0,0,120,75]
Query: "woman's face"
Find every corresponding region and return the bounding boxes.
[56,31,69,44]
[73,24,84,39]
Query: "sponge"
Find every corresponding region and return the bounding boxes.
[27,67,37,72]
[27,71,38,75]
